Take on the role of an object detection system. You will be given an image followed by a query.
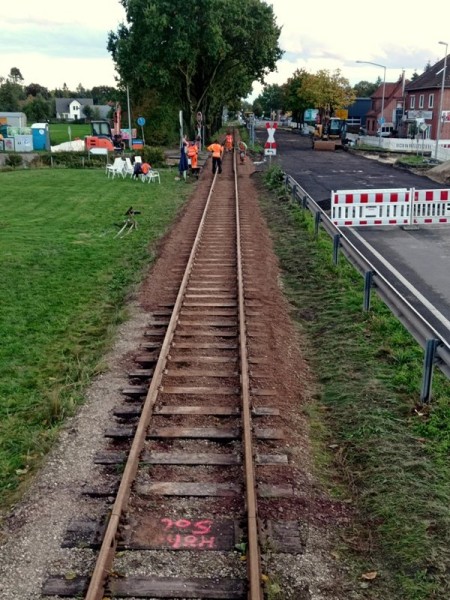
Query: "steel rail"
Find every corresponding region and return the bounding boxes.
[284,174,450,379]
[234,147,263,599]
[85,172,219,600]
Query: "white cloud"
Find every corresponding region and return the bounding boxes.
[0,0,125,89]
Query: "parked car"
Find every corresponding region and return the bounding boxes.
[376,123,395,137]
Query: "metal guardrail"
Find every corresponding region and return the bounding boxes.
[284,173,450,402]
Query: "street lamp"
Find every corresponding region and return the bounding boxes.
[434,41,448,161]
[356,60,387,145]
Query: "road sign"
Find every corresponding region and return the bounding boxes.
[137,116,146,126]
[264,122,277,155]
[335,109,348,120]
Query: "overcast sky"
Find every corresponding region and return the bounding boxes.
[1,0,449,98]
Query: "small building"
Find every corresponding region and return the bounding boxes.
[0,112,27,127]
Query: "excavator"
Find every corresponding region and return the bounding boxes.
[311,117,349,151]
[84,103,124,152]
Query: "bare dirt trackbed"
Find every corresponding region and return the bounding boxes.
[0,154,351,600]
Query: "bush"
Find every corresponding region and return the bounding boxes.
[264,165,285,190]
[5,154,23,168]
[37,151,103,169]
[140,146,165,168]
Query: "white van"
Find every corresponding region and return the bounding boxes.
[376,123,395,137]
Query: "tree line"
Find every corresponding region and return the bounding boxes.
[0,67,118,125]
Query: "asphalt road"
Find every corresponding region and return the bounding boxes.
[260,127,450,343]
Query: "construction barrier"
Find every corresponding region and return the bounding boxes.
[331,187,450,226]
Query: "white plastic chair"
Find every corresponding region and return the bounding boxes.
[123,157,135,178]
[140,169,161,184]
[106,157,125,179]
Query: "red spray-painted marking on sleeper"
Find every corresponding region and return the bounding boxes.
[159,518,216,549]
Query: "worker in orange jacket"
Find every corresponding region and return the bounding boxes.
[187,141,199,170]
[225,132,233,152]
[207,139,223,174]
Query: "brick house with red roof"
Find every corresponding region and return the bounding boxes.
[404,55,450,140]
[365,78,407,136]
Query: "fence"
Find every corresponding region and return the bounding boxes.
[358,135,450,161]
[331,187,450,226]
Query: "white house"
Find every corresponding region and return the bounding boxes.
[55,98,94,121]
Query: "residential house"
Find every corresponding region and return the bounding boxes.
[55,98,113,121]
[404,56,450,140]
[364,78,408,136]
[55,98,94,121]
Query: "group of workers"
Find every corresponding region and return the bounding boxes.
[179,132,248,179]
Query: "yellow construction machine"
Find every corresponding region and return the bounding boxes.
[311,117,349,151]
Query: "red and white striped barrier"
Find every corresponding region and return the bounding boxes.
[414,189,450,224]
[331,188,450,226]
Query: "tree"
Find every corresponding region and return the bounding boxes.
[91,85,118,104]
[298,69,356,122]
[25,83,50,99]
[8,67,24,84]
[0,80,25,111]
[352,78,380,98]
[108,0,282,137]
[76,83,87,96]
[23,94,52,122]
[252,100,263,118]
[82,104,93,120]
[283,69,315,125]
[256,84,284,118]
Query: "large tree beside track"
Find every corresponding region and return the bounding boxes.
[107,0,282,137]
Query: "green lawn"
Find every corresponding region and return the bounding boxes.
[0,168,191,507]
[49,123,90,146]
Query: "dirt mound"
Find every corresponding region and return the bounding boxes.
[425,160,450,184]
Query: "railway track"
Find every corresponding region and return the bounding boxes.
[42,144,305,600]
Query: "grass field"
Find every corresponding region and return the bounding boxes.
[0,168,191,508]
[260,168,450,600]
[49,123,90,146]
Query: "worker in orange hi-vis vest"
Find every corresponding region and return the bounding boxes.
[225,132,233,152]
[187,141,198,170]
[207,139,224,174]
